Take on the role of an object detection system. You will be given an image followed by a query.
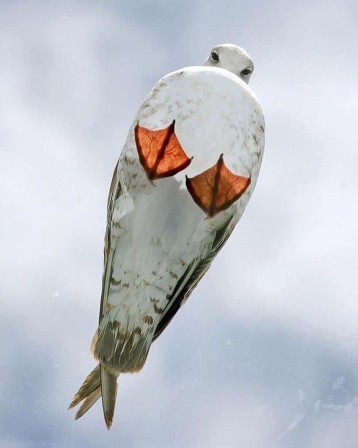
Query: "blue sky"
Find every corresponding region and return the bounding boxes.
[1,1,358,447]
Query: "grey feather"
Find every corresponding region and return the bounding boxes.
[154,215,237,340]
[100,365,118,429]
[75,387,101,420]
[68,364,100,409]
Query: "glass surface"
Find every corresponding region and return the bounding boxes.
[1,1,357,446]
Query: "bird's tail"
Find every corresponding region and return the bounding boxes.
[68,364,118,429]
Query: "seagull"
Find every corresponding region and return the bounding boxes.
[69,43,265,428]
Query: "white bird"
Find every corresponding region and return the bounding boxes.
[69,43,265,428]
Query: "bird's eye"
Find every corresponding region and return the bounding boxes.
[241,68,252,76]
[211,50,219,62]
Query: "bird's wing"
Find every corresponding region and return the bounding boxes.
[98,160,122,323]
[153,213,238,341]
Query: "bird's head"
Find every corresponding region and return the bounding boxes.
[203,43,254,84]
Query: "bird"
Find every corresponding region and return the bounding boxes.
[69,43,265,428]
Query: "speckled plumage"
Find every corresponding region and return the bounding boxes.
[70,44,265,428]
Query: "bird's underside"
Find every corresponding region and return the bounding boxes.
[69,61,264,429]
[69,120,254,428]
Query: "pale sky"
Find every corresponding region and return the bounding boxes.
[1,1,358,447]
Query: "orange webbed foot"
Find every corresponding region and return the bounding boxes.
[134,120,192,180]
[186,154,251,218]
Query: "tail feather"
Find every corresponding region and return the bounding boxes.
[100,365,118,429]
[75,387,101,420]
[69,363,118,429]
[69,365,100,410]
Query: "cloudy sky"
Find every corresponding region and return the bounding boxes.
[1,0,358,447]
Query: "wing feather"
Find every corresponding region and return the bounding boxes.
[153,214,238,340]
[99,160,122,321]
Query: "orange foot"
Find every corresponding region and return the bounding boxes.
[134,120,192,180]
[186,154,251,218]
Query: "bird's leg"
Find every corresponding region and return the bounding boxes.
[186,154,251,218]
[134,120,192,180]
